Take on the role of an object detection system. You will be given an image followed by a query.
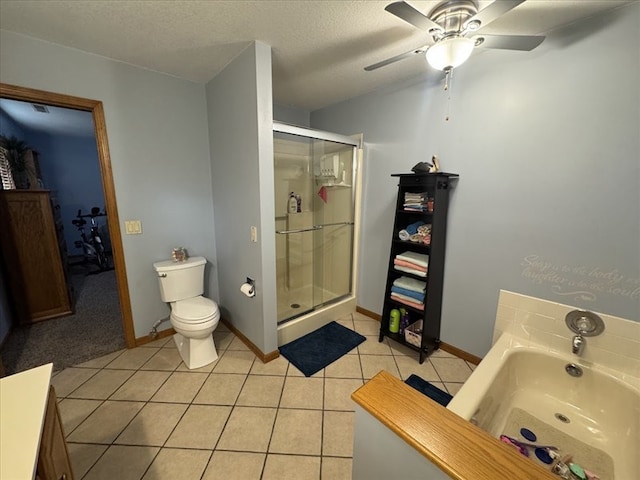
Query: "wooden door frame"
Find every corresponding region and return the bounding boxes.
[0,83,136,348]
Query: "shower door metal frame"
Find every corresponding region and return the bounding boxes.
[273,122,360,324]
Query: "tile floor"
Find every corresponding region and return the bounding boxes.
[53,312,475,480]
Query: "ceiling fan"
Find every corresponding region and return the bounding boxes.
[365,0,545,72]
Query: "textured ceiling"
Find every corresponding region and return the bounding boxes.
[0,0,633,111]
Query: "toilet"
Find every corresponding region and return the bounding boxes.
[153,256,220,369]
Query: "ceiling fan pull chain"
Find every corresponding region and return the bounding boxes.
[444,67,452,121]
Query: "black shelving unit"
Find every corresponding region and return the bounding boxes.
[378,172,458,363]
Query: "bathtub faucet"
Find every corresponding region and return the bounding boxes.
[565,310,605,357]
[571,334,585,356]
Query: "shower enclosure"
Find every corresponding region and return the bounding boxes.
[273,123,360,343]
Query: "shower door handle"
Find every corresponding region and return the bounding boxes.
[276,221,353,234]
[276,225,323,234]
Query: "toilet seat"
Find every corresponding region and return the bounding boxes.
[171,296,217,323]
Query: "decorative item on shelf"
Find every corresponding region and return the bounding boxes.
[172,247,188,262]
[389,308,400,334]
[428,155,440,173]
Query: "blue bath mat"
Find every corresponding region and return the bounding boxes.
[405,374,453,407]
[279,321,366,377]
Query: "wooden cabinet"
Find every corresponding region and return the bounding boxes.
[0,190,72,323]
[37,386,74,480]
[378,173,458,363]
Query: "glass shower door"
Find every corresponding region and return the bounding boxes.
[274,128,356,324]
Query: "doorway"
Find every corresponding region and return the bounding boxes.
[0,83,135,372]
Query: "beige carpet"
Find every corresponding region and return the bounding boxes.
[502,408,614,480]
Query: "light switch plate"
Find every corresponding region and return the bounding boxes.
[125,220,142,235]
[250,226,258,243]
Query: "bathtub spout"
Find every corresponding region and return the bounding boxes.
[572,334,585,356]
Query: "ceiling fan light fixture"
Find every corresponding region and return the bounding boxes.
[426,36,475,71]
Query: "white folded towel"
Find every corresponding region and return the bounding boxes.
[394,265,427,277]
[393,276,426,293]
[396,251,429,268]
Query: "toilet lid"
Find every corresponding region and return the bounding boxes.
[172,296,217,321]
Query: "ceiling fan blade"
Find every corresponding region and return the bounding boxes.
[385,1,443,32]
[465,0,525,30]
[472,34,545,51]
[364,46,428,71]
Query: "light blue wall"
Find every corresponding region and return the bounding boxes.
[311,4,640,356]
[0,107,26,139]
[0,30,216,338]
[273,104,311,127]
[20,128,105,256]
[207,42,278,354]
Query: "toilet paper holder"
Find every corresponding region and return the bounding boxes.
[241,277,255,297]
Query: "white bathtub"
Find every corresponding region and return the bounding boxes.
[448,333,640,480]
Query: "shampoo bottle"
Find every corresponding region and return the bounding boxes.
[288,192,298,214]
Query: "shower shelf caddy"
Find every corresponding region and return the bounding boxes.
[378,172,458,363]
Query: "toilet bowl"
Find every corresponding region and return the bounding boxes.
[153,256,221,369]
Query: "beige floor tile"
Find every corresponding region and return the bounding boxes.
[466,361,478,371]
[213,350,256,374]
[58,398,103,434]
[394,356,441,382]
[141,336,172,348]
[140,348,183,371]
[352,311,376,322]
[429,348,458,359]
[115,402,187,446]
[286,362,324,377]
[236,375,284,407]
[201,451,265,480]
[142,448,211,480]
[105,347,159,370]
[262,454,321,480]
[445,382,465,396]
[68,369,134,399]
[321,456,352,480]
[162,334,177,348]
[227,336,251,351]
[279,376,324,409]
[353,319,381,336]
[67,400,144,444]
[165,404,232,449]
[388,341,418,357]
[322,411,354,457]
[67,443,108,479]
[151,371,208,403]
[193,373,246,405]
[359,355,399,380]
[175,357,218,372]
[430,357,473,383]
[51,367,99,397]
[250,355,289,375]
[213,330,235,351]
[324,378,363,411]
[357,336,392,355]
[110,370,171,401]
[336,317,355,330]
[216,406,277,452]
[83,445,159,480]
[75,350,125,369]
[269,409,322,455]
[324,354,362,379]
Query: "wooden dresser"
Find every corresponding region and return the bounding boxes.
[0,190,72,323]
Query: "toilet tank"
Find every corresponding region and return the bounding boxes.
[153,256,206,302]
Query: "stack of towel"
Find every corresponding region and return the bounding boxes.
[403,192,429,212]
[390,276,426,311]
[393,250,429,277]
[398,221,432,245]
